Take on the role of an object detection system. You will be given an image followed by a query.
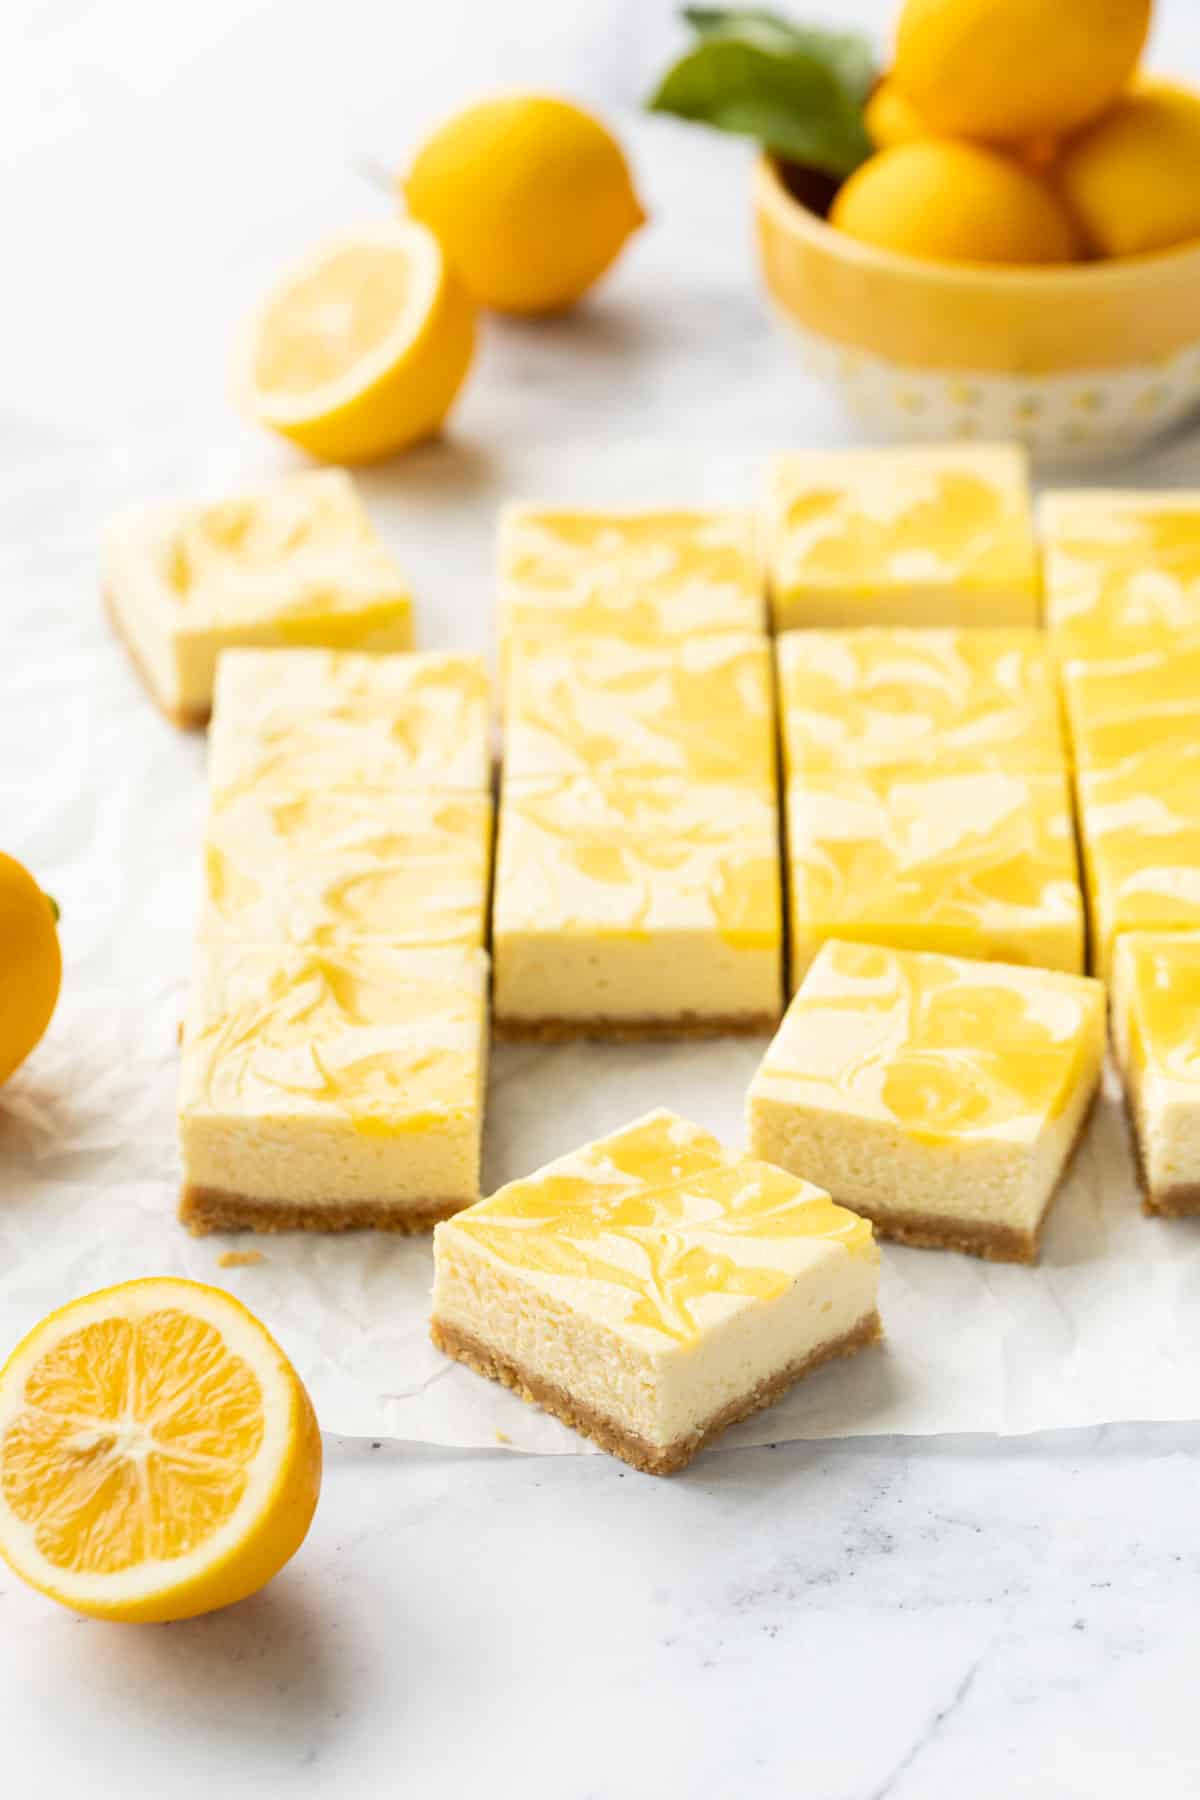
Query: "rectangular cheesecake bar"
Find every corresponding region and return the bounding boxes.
[178,943,489,1234]
[748,940,1105,1263]
[494,632,782,1035]
[102,471,414,728]
[766,444,1040,633]
[1041,490,1200,659]
[431,1109,880,1474]
[1112,932,1200,1217]
[499,504,764,653]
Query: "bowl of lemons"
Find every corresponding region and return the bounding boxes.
[652,0,1200,459]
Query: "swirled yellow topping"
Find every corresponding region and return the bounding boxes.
[201,789,491,948]
[180,944,487,1133]
[1077,748,1200,974]
[494,776,780,948]
[769,445,1038,604]
[504,632,774,788]
[110,471,412,631]
[444,1109,874,1346]
[499,506,763,647]
[786,765,1084,976]
[1116,933,1200,1085]
[208,649,491,795]
[1043,490,1200,655]
[1062,635,1200,769]
[777,627,1063,775]
[756,941,1104,1146]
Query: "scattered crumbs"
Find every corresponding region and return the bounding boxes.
[370,1441,382,1451]
[217,1250,264,1269]
[495,1429,512,1446]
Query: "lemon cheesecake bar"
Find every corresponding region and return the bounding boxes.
[1113,932,1200,1217]
[178,943,488,1233]
[748,941,1105,1263]
[207,647,492,796]
[102,471,414,728]
[199,786,492,951]
[1042,490,1200,659]
[767,444,1039,633]
[431,1109,880,1474]
[499,505,763,653]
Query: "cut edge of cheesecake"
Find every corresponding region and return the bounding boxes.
[104,587,211,731]
[180,1184,469,1236]
[429,1309,882,1477]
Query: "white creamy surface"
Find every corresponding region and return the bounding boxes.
[8,0,1200,1792]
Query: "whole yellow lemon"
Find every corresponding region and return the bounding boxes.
[1058,80,1200,257]
[0,853,61,1086]
[404,95,646,315]
[893,0,1152,142]
[830,140,1080,265]
[865,77,934,150]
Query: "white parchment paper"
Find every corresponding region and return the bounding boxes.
[4,432,1200,1455]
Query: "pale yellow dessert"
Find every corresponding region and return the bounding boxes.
[1041,490,1200,659]
[430,1108,880,1474]
[767,444,1040,633]
[747,941,1105,1263]
[102,471,414,727]
[498,505,764,653]
[178,943,489,1233]
[207,648,492,796]
[1059,631,1200,770]
[199,787,492,950]
[502,631,775,789]
[1076,744,1200,981]
[1112,932,1200,1217]
[785,763,1085,984]
[492,777,782,1036]
[777,627,1065,775]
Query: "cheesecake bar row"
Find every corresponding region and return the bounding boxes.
[177,649,493,1234]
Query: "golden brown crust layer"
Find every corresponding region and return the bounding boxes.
[1120,1086,1200,1217]
[429,1309,883,1476]
[180,1184,467,1236]
[102,587,210,731]
[492,1010,779,1044]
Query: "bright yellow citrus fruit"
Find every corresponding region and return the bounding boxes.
[0,852,61,1086]
[0,1279,322,1622]
[830,140,1081,266]
[404,94,645,315]
[1058,80,1200,258]
[236,220,475,464]
[865,77,934,150]
[893,0,1152,142]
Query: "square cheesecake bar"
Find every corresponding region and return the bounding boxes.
[102,471,414,728]
[431,1109,880,1474]
[1042,490,1200,658]
[1113,932,1200,1217]
[178,943,489,1234]
[499,504,764,653]
[748,941,1105,1263]
[766,444,1040,633]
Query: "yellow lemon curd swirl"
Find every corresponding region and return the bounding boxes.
[1042,491,1200,656]
[447,1112,873,1347]
[1120,935,1200,1082]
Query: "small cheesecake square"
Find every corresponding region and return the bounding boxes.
[784,763,1085,985]
[1113,932,1200,1216]
[1041,490,1200,658]
[777,627,1065,776]
[199,787,493,950]
[1076,743,1200,981]
[498,505,764,652]
[1060,631,1200,770]
[748,941,1105,1263]
[503,631,775,790]
[178,943,489,1234]
[102,471,415,728]
[767,444,1039,634]
[431,1108,880,1474]
[208,648,492,796]
[492,775,783,1037]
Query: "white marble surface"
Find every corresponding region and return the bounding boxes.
[7,1,1200,1794]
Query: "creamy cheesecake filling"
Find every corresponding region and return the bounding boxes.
[1113,932,1200,1210]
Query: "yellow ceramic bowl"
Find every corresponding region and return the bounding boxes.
[753,154,1200,460]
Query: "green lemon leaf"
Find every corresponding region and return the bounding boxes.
[681,9,875,104]
[648,35,874,176]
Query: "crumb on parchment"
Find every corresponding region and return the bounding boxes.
[217,1250,265,1269]
[495,1429,512,1445]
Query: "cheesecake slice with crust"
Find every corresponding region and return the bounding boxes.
[1113,931,1200,1217]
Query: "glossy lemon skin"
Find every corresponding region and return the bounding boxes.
[0,852,61,1086]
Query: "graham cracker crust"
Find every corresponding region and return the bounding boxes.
[180,1184,467,1236]
[493,1010,779,1044]
[850,1205,1039,1264]
[1120,1086,1200,1218]
[102,587,210,730]
[429,1309,883,1476]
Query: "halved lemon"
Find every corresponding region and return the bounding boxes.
[0,1278,322,1622]
[236,219,476,464]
